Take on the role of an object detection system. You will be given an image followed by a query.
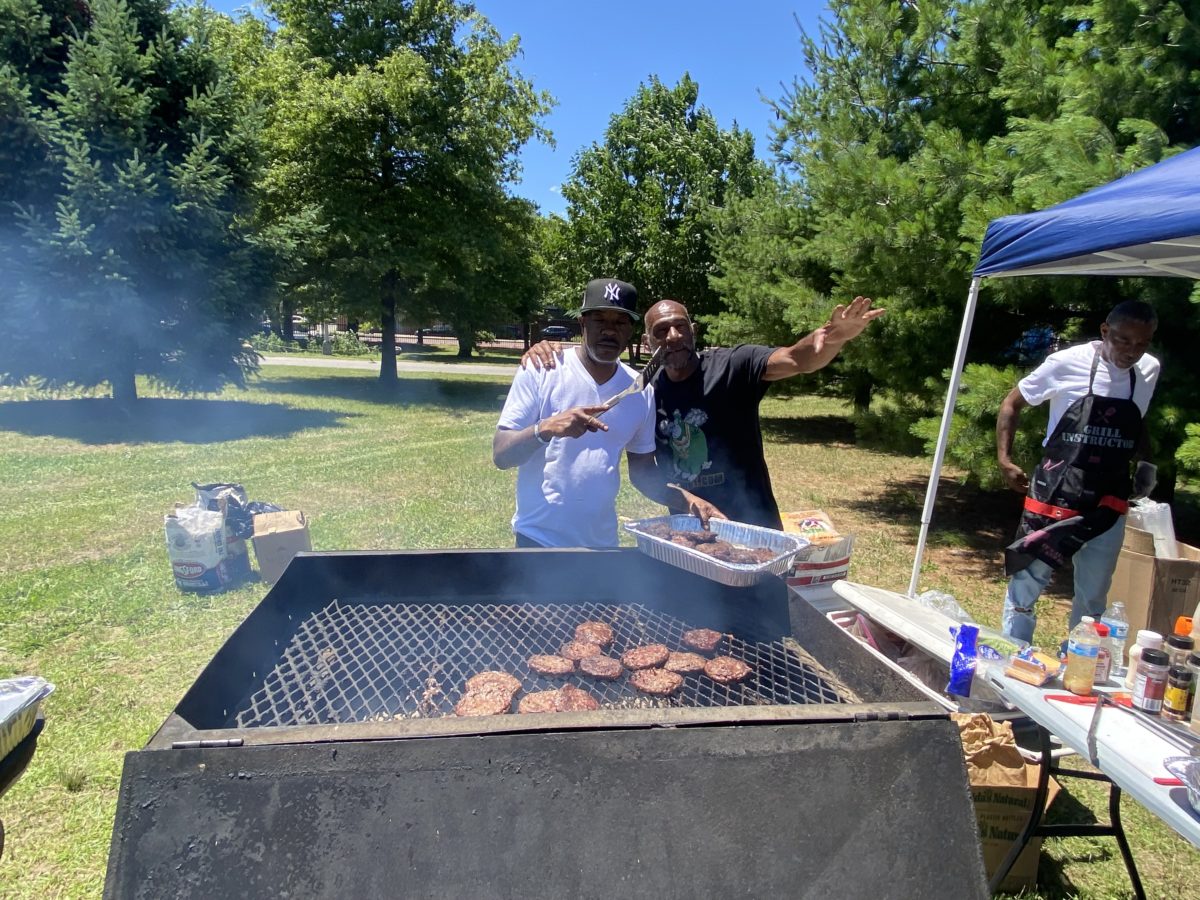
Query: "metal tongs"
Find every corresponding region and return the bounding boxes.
[1045,691,1195,764]
[598,345,664,413]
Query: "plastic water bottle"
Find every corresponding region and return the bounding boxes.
[1101,601,1129,676]
[1064,616,1101,696]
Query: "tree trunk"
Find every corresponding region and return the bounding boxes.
[110,364,138,407]
[457,335,472,359]
[853,379,873,413]
[380,271,398,385]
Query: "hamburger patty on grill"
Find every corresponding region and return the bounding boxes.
[555,684,600,712]
[681,628,723,654]
[528,654,575,677]
[454,687,514,717]
[574,621,614,647]
[517,685,600,714]
[578,654,624,680]
[465,671,521,696]
[630,668,684,696]
[561,639,603,661]
[704,656,752,684]
[518,690,560,714]
[621,643,670,670]
[664,651,707,674]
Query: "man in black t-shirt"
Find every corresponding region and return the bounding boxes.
[644,297,884,529]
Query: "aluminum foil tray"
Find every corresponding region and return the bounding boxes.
[625,515,807,587]
[0,676,53,760]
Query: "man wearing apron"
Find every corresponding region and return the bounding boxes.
[997,301,1160,645]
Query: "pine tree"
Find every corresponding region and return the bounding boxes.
[2,0,266,404]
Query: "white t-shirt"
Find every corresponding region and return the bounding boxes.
[1018,340,1160,444]
[497,348,657,547]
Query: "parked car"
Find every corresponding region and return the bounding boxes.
[541,325,571,340]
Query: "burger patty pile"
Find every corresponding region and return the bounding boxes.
[639,523,778,565]
[453,622,754,717]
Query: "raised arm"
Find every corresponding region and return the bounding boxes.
[763,296,885,382]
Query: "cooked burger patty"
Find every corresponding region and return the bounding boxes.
[561,639,603,661]
[528,654,575,677]
[621,643,670,670]
[664,651,707,674]
[704,656,752,684]
[574,621,614,647]
[517,690,560,714]
[518,685,601,713]
[555,684,600,712]
[465,671,521,696]
[630,667,684,696]
[454,687,514,717]
[578,654,624,680]
[681,628,723,654]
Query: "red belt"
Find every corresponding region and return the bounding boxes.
[1024,495,1129,519]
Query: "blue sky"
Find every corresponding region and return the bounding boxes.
[206,1,829,215]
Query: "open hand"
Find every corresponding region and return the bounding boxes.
[812,296,885,353]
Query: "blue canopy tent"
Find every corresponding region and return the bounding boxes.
[908,146,1200,595]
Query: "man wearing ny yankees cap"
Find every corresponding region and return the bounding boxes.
[493,278,717,548]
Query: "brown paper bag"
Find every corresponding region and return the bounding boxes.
[951,712,1027,787]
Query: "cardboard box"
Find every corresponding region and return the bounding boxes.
[1107,526,1200,642]
[971,765,1061,892]
[252,510,312,584]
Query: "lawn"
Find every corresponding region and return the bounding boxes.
[0,363,1195,897]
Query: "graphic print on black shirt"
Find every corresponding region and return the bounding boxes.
[659,408,719,486]
[652,345,782,529]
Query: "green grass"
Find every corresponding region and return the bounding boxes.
[0,366,1196,897]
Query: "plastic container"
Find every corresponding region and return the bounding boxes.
[1131,648,1170,714]
[1100,601,1129,675]
[1124,630,1164,691]
[1093,622,1112,684]
[1129,499,1178,558]
[1064,616,1101,696]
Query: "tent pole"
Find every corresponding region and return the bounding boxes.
[907,276,983,597]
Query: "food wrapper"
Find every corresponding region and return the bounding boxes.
[1004,647,1062,686]
[781,509,843,546]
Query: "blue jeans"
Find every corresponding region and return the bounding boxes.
[1001,515,1126,644]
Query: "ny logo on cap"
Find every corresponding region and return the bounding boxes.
[604,282,621,302]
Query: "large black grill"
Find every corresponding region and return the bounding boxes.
[232,599,852,728]
[107,550,988,899]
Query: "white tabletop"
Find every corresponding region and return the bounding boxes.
[832,581,1200,849]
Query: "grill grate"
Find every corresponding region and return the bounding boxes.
[232,600,852,728]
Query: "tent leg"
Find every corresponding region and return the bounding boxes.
[907,277,983,597]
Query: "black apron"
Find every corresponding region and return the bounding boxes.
[1004,351,1142,576]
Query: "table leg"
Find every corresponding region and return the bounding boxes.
[989,724,1147,898]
